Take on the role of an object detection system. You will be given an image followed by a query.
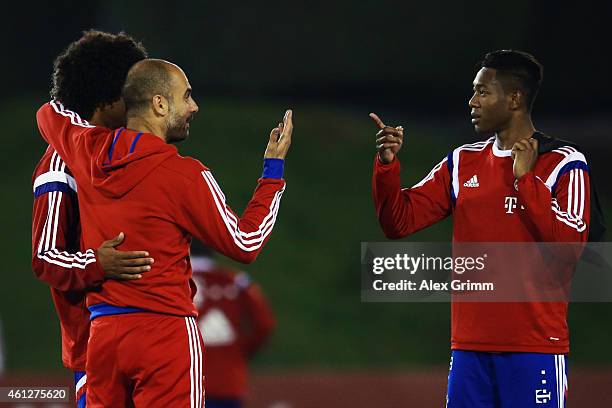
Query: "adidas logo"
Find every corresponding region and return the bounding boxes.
[463,175,479,188]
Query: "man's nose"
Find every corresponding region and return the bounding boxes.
[468,93,478,108]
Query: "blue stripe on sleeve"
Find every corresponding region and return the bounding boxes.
[262,158,284,179]
[34,181,74,197]
[551,161,589,195]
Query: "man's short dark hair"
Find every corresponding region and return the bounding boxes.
[478,50,543,111]
[51,30,148,120]
[122,59,173,116]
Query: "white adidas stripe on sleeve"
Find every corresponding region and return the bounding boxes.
[200,170,284,252]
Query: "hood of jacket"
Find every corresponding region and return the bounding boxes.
[91,127,177,198]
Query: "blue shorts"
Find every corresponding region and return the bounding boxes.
[74,371,86,408]
[446,350,568,408]
[205,398,242,408]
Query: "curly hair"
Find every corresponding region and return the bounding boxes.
[51,30,148,120]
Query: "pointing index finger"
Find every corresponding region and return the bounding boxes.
[369,113,386,130]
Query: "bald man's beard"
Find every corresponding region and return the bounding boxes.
[165,105,191,144]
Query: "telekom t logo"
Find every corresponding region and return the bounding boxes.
[505,196,518,214]
[535,389,552,404]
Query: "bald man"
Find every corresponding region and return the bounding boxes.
[36,59,293,407]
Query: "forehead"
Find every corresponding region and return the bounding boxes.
[473,67,499,87]
[168,65,191,90]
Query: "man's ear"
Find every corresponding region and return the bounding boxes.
[508,90,523,111]
[152,95,169,116]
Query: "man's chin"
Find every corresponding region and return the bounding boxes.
[473,124,490,134]
[167,132,189,144]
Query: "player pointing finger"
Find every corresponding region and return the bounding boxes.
[369,112,404,164]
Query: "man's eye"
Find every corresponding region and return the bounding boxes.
[479,90,486,96]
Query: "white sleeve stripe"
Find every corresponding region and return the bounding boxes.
[200,171,284,251]
[50,248,95,258]
[205,172,226,201]
[49,100,95,128]
[38,249,96,267]
[47,251,95,265]
[202,171,284,248]
[578,170,585,218]
[573,170,579,218]
[43,249,95,264]
[567,170,574,219]
[35,183,98,268]
[566,169,585,224]
[552,200,585,224]
[412,157,447,188]
[37,190,52,254]
[555,215,586,232]
[552,201,586,232]
[37,254,96,269]
[203,171,280,238]
[544,151,587,190]
[43,191,56,252]
[553,211,586,232]
[202,170,283,239]
[203,170,266,239]
[552,149,569,157]
[51,191,63,249]
[33,171,78,193]
[50,151,58,172]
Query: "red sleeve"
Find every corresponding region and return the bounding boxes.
[32,158,105,291]
[238,279,275,356]
[372,154,452,239]
[36,101,104,179]
[177,168,285,264]
[517,168,590,243]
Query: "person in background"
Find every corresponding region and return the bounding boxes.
[191,241,275,408]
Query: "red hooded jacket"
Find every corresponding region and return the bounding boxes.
[36,101,286,317]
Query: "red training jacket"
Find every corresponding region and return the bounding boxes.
[373,136,590,354]
[36,101,285,317]
[31,147,104,370]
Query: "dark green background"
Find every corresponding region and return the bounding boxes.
[1,1,610,372]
